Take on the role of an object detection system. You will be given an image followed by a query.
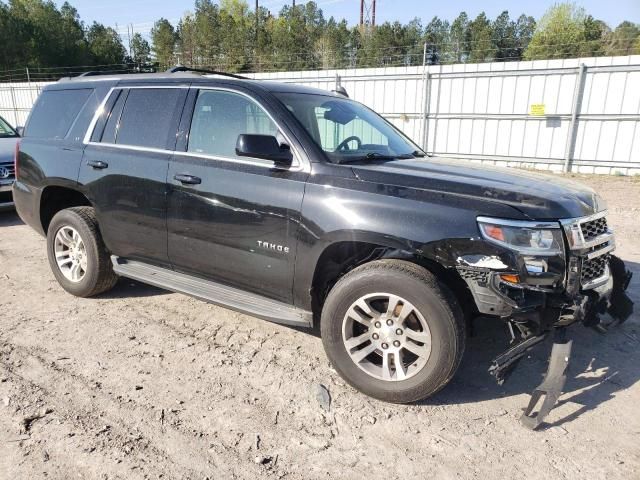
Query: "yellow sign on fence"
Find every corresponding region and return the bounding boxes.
[530,104,545,116]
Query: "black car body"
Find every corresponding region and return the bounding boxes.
[12,71,633,418]
[0,115,19,209]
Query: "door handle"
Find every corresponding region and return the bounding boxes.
[174,174,202,185]
[87,160,108,169]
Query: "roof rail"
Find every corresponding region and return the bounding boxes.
[77,71,106,78]
[166,65,250,80]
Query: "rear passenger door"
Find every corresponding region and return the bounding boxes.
[166,87,309,303]
[79,86,188,265]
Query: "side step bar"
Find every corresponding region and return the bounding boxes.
[111,256,313,328]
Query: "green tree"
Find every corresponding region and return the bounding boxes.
[524,3,588,60]
[130,33,151,66]
[316,17,351,69]
[604,21,640,56]
[423,16,450,64]
[86,22,127,65]
[9,0,89,67]
[581,15,608,56]
[193,0,221,66]
[218,0,251,71]
[271,4,317,70]
[177,13,197,66]
[493,11,516,61]
[468,12,494,62]
[450,12,470,62]
[0,3,23,70]
[151,18,177,68]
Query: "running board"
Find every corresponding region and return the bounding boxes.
[111,256,312,328]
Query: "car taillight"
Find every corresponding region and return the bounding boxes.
[14,140,20,179]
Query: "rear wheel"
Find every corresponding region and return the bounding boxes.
[321,260,465,403]
[47,207,118,297]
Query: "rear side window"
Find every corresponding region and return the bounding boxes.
[26,89,92,139]
[115,89,183,149]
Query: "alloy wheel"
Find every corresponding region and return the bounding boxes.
[342,293,432,381]
[54,226,88,283]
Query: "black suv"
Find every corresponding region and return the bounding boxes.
[13,70,633,422]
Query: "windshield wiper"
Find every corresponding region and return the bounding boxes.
[335,152,418,164]
[412,150,426,157]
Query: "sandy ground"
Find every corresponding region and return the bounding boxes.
[0,173,639,480]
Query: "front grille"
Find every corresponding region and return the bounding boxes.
[581,254,609,285]
[580,216,608,241]
[0,162,15,180]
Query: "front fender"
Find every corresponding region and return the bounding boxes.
[292,166,527,310]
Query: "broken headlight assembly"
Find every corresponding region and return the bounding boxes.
[477,217,564,256]
[477,217,566,287]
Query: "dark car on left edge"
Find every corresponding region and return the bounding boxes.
[0,114,20,210]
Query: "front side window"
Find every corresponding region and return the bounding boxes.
[115,88,183,149]
[188,90,279,159]
[0,116,17,138]
[275,92,423,164]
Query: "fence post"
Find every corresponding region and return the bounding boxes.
[563,63,587,173]
[420,42,429,151]
[421,73,431,151]
[9,84,19,127]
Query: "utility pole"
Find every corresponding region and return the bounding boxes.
[255,0,259,45]
[359,1,377,28]
[372,0,376,26]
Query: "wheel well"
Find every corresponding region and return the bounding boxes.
[311,242,477,327]
[40,186,92,234]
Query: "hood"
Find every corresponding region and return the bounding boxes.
[351,157,605,219]
[0,137,18,163]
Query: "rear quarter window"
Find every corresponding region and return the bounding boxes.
[26,89,93,139]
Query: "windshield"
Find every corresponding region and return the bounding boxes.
[275,92,423,164]
[0,116,18,138]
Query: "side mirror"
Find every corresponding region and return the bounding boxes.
[236,134,293,168]
[16,126,24,136]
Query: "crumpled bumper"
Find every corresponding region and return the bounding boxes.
[487,254,633,383]
[581,255,634,330]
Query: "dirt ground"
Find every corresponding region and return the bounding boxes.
[0,173,639,480]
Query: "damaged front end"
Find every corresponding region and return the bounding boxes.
[456,211,634,429]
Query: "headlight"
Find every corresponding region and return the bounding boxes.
[477,217,564,256]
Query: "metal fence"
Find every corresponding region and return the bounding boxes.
[1,55,639,174]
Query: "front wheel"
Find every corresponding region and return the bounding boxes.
[320,260,465,403]
[46,207,118,297]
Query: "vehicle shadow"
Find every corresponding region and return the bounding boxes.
[0,210,23,227]
[427,259,640,429]
[98,278,170,299]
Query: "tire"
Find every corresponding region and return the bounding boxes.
[46,207,118,297]
[320,259,465,403]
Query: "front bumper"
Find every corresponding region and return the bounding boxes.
[0,180,14,209]
[458,211,633,335]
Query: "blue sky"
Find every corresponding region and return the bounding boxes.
[56,0,640,40]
